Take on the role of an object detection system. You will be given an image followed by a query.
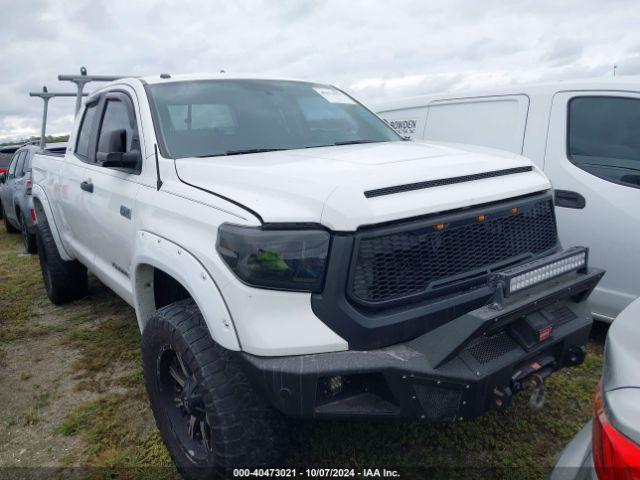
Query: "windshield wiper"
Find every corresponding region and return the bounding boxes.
[196,148,285,158]
[333,139,383,146]
[196,142,382,157]
[224,148,285,156]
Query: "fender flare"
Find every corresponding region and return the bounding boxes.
[132,230,240,351]
[31,184,74,261]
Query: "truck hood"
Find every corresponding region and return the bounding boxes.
[174,141,551,230]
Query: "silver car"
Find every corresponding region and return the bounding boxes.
[549,298,640,480]
[0,143,66,253]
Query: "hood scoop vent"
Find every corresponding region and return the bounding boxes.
[364,166,533,199]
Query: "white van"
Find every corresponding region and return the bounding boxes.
[375,78,640,321]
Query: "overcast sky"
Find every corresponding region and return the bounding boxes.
[1,0,639,142]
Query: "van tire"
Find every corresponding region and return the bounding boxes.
[20,214,37,254]
[36,212,88,304]
[142,299,288,479]
[3,205,18,233]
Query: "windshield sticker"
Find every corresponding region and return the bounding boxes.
[313,87,356,104]
[386,119,417,137]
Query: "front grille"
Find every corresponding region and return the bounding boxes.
[350,198,557,306]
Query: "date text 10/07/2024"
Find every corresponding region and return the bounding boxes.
[233,469,401,478]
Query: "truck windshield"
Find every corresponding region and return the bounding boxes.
[147,79,401,159]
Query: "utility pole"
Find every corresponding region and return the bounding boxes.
[57,67,126,115]
[614,65,618,77]
[29,87,87,149]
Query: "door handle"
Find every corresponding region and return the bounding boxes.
[554,189,586,209]
[80,180,94,193]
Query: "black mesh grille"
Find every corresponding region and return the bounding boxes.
[413,384,461,422]
[350,198,557,306]
[464,332,519,365]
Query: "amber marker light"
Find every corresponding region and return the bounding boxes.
[477,215,486,222]
[435,223,445,231]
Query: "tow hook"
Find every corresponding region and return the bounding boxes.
[524,373,545,411]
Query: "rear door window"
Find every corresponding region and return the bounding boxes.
[568,96,640,188]
[15,152,26,177]
[76,103,99,160]
[8,151,20,176]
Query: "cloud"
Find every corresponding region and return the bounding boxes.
[541,38,584,66]
[0,0,639,141]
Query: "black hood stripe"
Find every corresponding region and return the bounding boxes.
[364,166,533,198]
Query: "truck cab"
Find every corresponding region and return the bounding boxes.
[31,74,603,476]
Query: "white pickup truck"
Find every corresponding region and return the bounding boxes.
[32,74,603,476]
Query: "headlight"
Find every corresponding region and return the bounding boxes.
[216,224,330,292]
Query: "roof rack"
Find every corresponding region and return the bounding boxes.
[29,87,87,149]
[28,67,132,149]
[58,66,128,114]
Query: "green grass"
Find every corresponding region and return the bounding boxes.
[64,317,141,377]
[0,236,47,342]
[59,394,176,475]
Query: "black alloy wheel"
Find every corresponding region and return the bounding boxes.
[156,345,212,462]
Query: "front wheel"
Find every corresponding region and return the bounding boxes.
[142,299,288,479]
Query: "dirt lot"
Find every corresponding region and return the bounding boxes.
[0,228,606,479]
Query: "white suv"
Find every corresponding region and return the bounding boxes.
[32,74,603,477]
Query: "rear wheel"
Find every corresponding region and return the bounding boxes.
[20,214,37,254]
[3,205,18,233]
[36,211,87,304]
[142,299,288,479]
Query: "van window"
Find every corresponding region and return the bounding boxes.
[423,96,528,153]
[568,96,640,188]
[76,103,99,159]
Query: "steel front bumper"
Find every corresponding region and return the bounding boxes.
[239,266,604,421]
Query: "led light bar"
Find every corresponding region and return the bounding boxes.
[494,247,589,297]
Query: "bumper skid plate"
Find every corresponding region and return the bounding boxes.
[240,264,604,422]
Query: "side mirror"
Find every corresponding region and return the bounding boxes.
[97,150,141,169]
[96,128,140,170]
[0,173,6,184]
